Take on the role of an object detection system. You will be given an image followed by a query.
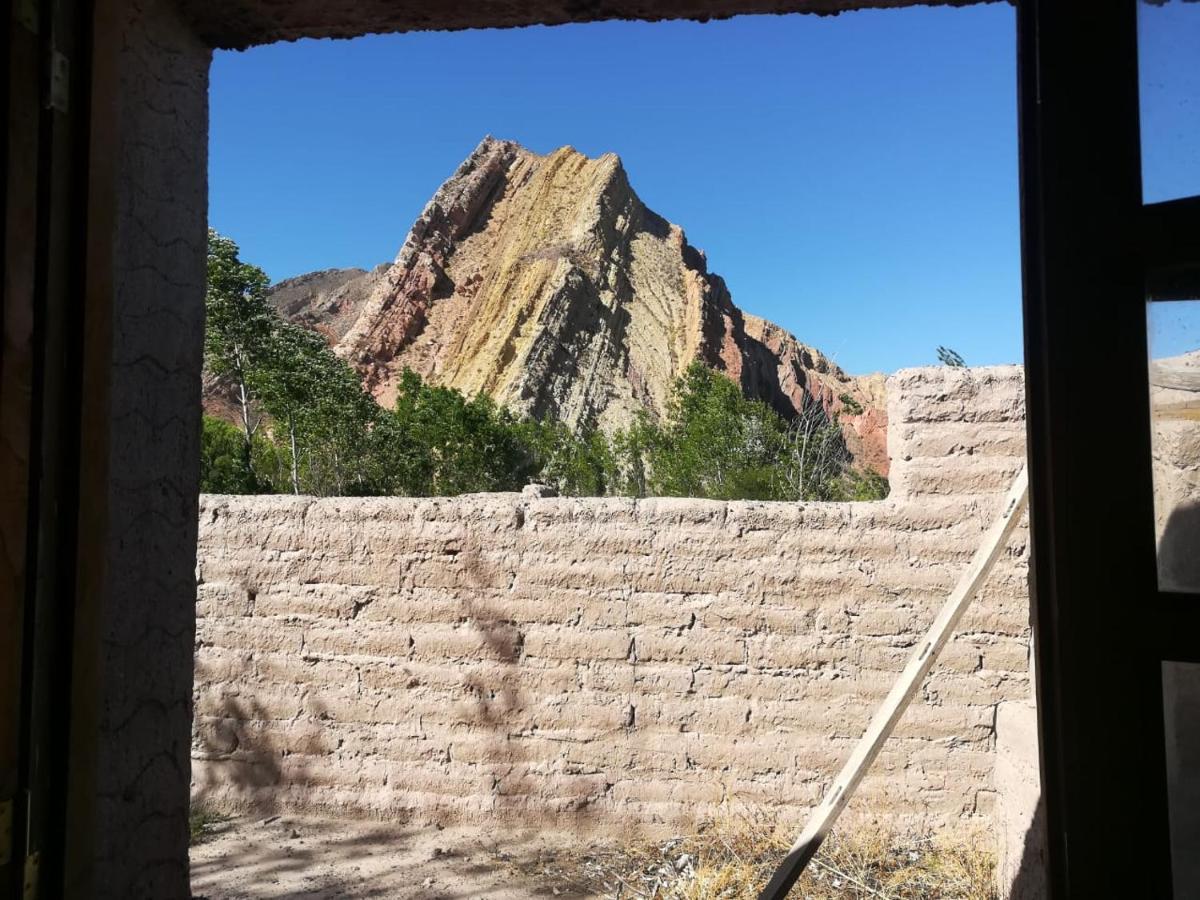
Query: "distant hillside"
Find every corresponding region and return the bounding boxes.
[266,265,386,342]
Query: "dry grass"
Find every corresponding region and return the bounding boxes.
[504,813,997,900]
[188,803,231,846]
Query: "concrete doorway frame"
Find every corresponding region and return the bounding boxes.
[4,0,1196,896]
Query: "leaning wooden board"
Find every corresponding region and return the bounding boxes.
[759,467,1030,900]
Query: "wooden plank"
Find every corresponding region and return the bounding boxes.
[759,467,1029,900]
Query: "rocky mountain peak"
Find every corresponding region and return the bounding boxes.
[268,137,889,473]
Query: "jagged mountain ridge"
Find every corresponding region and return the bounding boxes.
[262,137,888,473]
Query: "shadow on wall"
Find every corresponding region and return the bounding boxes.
[192,517,607,827]
[1158,499,1200,593]
[454,533,608,822]
[439,524,613,824]
[457,538,534,814]
[191,657,319,817]
[1007,794,1047,900]
[1159,500,1200,900]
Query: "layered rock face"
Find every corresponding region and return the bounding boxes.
[278,137,888,472]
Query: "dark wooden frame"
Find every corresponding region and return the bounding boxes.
[1019,1,1200,896]
[3,0,94,895]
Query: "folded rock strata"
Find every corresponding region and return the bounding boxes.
[243,137,890,473]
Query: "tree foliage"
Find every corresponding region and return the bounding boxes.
[204,230,380,495]
[201,231,888,502]
[200,415,269,494]
[612,363,883,502]
[936,346,966,367]
[204,230,274,473]
[636,364,792,500]
[517,418,616,498]
[367,369,535,496]
[255,321,378,495]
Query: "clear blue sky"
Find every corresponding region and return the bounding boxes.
[208,2,1196,374]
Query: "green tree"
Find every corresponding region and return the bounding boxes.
[841,467,891,501]
[607,363,884,502]
[777,398,853,501]
[609,411,658,498]
[255,321,377,495]
[294,340,378,496]
[838,392,864,415]
[204,230,273,478]
[371,369,535,496]
[517,418,615,497]
[643,363,791,500]
[199,415,270,493]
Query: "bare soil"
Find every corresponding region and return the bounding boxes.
[190,814,596,900]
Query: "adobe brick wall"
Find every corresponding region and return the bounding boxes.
[192,365,1030,835]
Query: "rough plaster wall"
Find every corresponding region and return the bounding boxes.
[180,0,991,51]
[94,1,210,895]
[192,366,1030,835]
[993,701,1045,899]
[1156,396,1200,898]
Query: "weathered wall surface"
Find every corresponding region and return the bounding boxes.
[182,0,996,51]
[1150,356,1200,898]
[193,366,1029,834]
[70,1,210,897]
[994,700,1046,898]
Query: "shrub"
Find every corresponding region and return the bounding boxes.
[200,415,271,494]
[619,363,866,502]
[369,369,536,496]
[839,392,864,416]
[516,418,616,497]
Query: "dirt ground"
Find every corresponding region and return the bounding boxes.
[189,811,999,900]
[190,814,598,900]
